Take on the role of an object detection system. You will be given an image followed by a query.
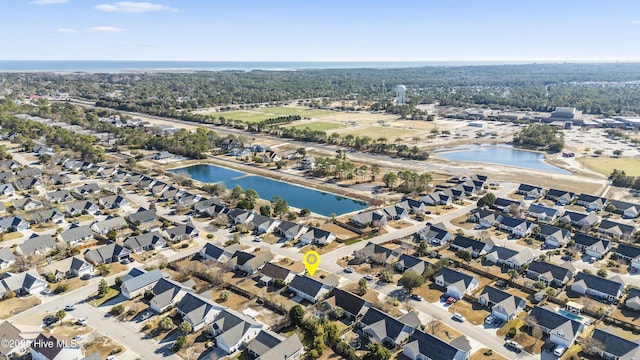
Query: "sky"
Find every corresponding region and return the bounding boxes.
[3,0,640,61]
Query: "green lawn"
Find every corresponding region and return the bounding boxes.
[217,111,276,123]
[584,157,640,177]
[287,121,346,132]
[340,126,417,140]
[218,107,336,123]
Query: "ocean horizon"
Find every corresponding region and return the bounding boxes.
[0,60,584,73]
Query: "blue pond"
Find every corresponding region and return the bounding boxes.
[169,164,368,216]
[436,145,571,174]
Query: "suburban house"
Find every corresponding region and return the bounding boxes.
[609,199,640,218]
[351,210,387,228]
[193,198,221,213]
[420,191,452,206]
[485,246,533,269]
[395,254,430,275]
[416,222,452,245]
[60,225,94,247]
[598,219,637,240]
[492,197,524,213]
[546,188,576,205]
[68,256,94,278]
[527,203,561,223]
[229,251,273,275]
[359,307,420,348]
[322,288,372,322]
[83,242,131,264]
[529,306,583,348]
[220,138,240,150]
[258,262,295,286]
[30,333,84,360]
[288,274,338,303]
[449,235,493,258]
[207,309,263,354]
[249,332,303,360]
[47,190,74,203]
[526,261,575,287]
[0,172,13,183]
[12,197,43,211]
[470,210,502,231]
[576,194,607,211]
[299,227,336,245]
[498,216,534,238]
[49,173,72,185]
[434,267,479,300]
[0,323,26,358]
[402,330,470,360]
[43,256,94,281]
[616,243,640,271]
[200,243,239,263]
[99,194,130,209]
[0,247,16,269]
[571,271,625,301]
[121,269,167,299]
[625,287,640,312]
[64,200,100,216]
[177,292,227,332]
[90,216,128,235]
[30,209,65,224]
[150,278,193,313]
[357,242,400,265]
[591,327,640,360]
[478,285,526,321]
[0,183,15,197]
[397,199,426,214]
[13,177,41,191]
[248,214,281,234]
[16,234,57,256]
[0,270,48,297]
[382,204,409,220]
[127,208,157,225]
[276,221,307,240]
[163,222,199,241]
[123,231,166,252]
[557,211,599,229]
[536,224,571,248]
[516,183,544,199]
[0,216,30,232]
[73,183,100,198]
[573,232,611,259]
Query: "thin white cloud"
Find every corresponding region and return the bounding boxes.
[94,1,178,13]
[89,26,126,33]
[31,0,69,4]
[57,28,76,33]
[632,20,640,24]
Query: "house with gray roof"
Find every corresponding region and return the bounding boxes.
[0,270,47,297]
[193,198,221,213]
[0,172,14,183]
[207,309,263,354]
[13,197,42,212]
[30,208,65,224]
[42,256,94,280]
[516,184,544,199]
[258,262,295,286]
[536,224,571,248]
[73,183,100,198]
[60,225,93,246]
[49,173,71,185]
[527,203,560,223]
[177,292,226,331]
[558,210,599,229]
[0,247,16,269]
[417,222,452,245]
[573,232,611,259]
[592,327,640,360]
[300,227,336,245]
[249,332,302,360]
[576,194,607,211]
[351,209,387,228]
[449,235,493,258]
[478,285,526,321]
[395,254,430,275]
[571,271,625,301]
[120,268,167,299]
[434,267,478,300]
[383,204,409,220]
[359,307,419,348]
[127,208,157,225]
[397,199,425,214]
[276,221,307,240]
[99,194,130,209]
[0,216,29,232]
[598,219,637,240]
[498,216,534,238]
[16,234,56,256]
[527,260,575,287]
[163,222,199,241]
[625,287,640,312]
[200,243,239,263]
[123,231,166,252]
[403,330,470,360]
[47,190,74,203]
[13,177,40,191]
[616,243,640,271]
[420,191,452,206]
[150,277,193,313]
[609,199,640,219]
[0,183,15,197]
[288,274,338,303]
[322,288,372,322]
[68,256,93,278]
[229,251,273,275]
[357,242,400,265]
[485,246,533,269]
[492,197,524,213]
[227,209,254,225]
[529,306,583,348]
[84,242,130,265]
[469,209,502,228]
[546,188,576,205]
[64,200,99,216]
[90,216,127,234]
[0,321,27,358]
[248,214,280,234]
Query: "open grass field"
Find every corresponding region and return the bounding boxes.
[287,121,346,132]
[216,110,276,123]
[0,296,41,319]
[339,126,417,140]
[216,107,336,123]
[584,156,640,177]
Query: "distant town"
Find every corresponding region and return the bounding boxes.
[0,65,640,360]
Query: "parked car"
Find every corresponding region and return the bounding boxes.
[344,267,354,273]
[141,312,152,321]
[493,318,503,327]
[253,237,261,242]
[76,318,87,326]
[410,294,423,301]
[446,297,456,305]
[364,274,374,281]
[505,340,523,353]
[41,288,51,295]
[452,313,465,322]
[64,304,76,311]
[43,316,57,326]
[554,345,567,356]
[485,315,495,324]
[120,258,132,265]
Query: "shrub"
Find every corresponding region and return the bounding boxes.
[110,304,125,316]
[54,284,69,294]
[206,234,214,239]
[507,327,517,338]
[597,269,608,277]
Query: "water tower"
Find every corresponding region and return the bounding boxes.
[395,85,407,105]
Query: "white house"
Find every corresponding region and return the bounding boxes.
[434,267,478,300]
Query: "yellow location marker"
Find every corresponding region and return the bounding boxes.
[304,251,320,276]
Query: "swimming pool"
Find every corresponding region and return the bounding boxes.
[557,309,584,322]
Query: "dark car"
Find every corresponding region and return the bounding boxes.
[43,316,57,326]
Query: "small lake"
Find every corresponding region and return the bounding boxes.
[169,164,369,216]
[436,145,571,174]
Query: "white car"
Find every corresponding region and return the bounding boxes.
[553,345,566,356]
[75,318,87,326]
[452,313,466,322]
[364,274,374,281]
[72,335,83,341]
[65,304,76,311]
[485,315,495,324]
[344,267,354,273]
[141,312,152,321]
